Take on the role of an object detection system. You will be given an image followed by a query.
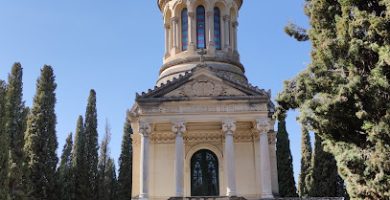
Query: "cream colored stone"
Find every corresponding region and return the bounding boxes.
[129,1,279,199]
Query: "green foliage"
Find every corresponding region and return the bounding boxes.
[284,23,309,41]
[0,80,10,200]
[277,0,390,199]
[117,112,133,200]
[276,115,298,197]
[84,90,99,200]
[98,122,113,200]
[58,133,74,200]
[107,159,118,200]
[72,116,88,200]
[298,127,312,197]
[309,135,343,197]
[23,65,58,200]
[5,63,27,200]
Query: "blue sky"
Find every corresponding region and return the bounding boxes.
[0,1,310,183]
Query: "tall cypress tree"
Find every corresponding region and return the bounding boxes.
[58,133,74,200]
[72,116,88,200]
[298,127,312,197]
[84,90,99,200]
[309,135,343,197]
[0,80,9,200]
[276,114,298,197]
[278,0,390,198]
[23,65,58,200]
[117,112,133,200]
[107,158,118,200]
[98,122,112,200]
[5,63,26,200]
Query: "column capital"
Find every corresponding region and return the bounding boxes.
[232,21,239,28]
[222,119,236,135]
[164,23,171,29]
[223,15,231,21]
[171,17,179,23]
[188,11,195,18]
[172,121,186,136]
[207,11,213,17]
[139,122,152,137]
[255,118,273,134]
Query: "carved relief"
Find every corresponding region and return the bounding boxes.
[172,121,186,136]
[222,119,236,135]
[268,131,276,145]
[139,122,152,137]
[165,77,244,97]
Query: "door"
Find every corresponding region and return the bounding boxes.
[191,149,219,196]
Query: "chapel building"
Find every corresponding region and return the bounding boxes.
[129,0,279,199]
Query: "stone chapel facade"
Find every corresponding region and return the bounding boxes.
[129,0,279,199]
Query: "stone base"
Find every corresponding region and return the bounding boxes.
[168,198,344,200]
[168,197,247,200]
[262,198,344,200]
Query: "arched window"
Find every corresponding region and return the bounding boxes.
[181,8,188,51]
[191,149,219,196]
[196,6,206,49]
[213,7,222,50]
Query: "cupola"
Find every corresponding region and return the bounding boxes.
[157,0,245,86]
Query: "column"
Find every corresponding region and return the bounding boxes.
[232,21,238,52]
[255,119,273,199]
[139,122,152,200]
[171,17,179,54]
[207,10,215,50]
[164,23,170,57]
[222,119,237,197]
[188,11,195,51]
[172,121,186,197]
[223,15,231,51]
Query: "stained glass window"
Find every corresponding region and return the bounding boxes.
[214,7,222,50]
[181,8,188,51]
[196,6,206,49]
[191,149,219,196]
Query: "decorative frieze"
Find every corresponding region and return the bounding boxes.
[141,103,266,114]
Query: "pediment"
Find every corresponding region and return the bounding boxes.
[165,74,246,97]
[136,65,270,100]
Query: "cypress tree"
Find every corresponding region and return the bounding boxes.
[58,133,74,200]
[5,63,26,200]
[98,122,112,200]
[72,116,88,200]
[84,90,99,200]
[298,127,312,197]
[309,135,342,197]
[23,65,58,200]
[107,158,118,200]
[277,0,390,198]
[0,80,9,200]
[276,114,298,197]
[117,112,133,200]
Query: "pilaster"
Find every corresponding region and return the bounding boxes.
[172,121,186,197]
[222,119,237,197]
[139,121,152,200]
[255,118,274,199]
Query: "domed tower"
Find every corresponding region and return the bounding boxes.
[157,0,245,85]
[130,1,278,200]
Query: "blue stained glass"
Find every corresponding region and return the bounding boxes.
[196,6,206,49]
[214,7,221,50]
[181,8,188,51]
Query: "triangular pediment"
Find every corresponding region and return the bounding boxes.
[165,73,246,97]
[136,65,269,100]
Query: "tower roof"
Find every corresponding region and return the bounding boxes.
[157,0,243,11]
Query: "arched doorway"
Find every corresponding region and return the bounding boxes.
[191,149,220,196]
